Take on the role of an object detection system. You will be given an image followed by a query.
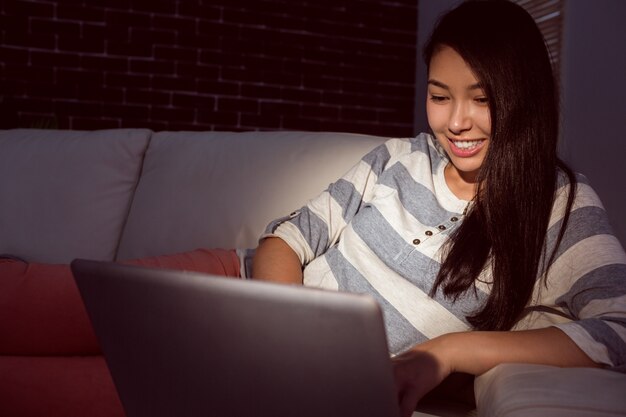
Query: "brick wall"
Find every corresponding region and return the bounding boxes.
[0,0,417,136]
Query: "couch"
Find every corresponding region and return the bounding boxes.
[1,128,625,417]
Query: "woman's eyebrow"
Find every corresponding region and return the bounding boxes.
[428,79,449,89]
[427,79,483,90]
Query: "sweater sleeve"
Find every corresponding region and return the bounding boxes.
[540,177,626,372]
[260,138,403,266]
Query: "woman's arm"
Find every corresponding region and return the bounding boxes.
[256,141,395,270]
[392,327,601,417]
[251,237,303,284]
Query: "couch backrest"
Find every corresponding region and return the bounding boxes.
[116,131,390,260]
[0,129,151,263]
[0,129,391,263]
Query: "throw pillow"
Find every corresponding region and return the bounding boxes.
[0,248,240,356]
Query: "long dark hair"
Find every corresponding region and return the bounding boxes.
[426,0,577,331]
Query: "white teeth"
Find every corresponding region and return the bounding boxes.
[452,140,483,150]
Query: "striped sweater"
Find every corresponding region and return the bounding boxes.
[261,133,626,371]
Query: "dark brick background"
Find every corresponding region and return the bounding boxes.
[0,0,417,136]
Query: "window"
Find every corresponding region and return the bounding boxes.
[513,0,564,77]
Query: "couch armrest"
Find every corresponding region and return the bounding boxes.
[475,363,626,416]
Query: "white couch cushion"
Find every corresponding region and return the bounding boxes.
[475,363,626,416]
[116,131,389,259]
[0,129,151,263]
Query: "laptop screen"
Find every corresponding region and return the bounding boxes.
[72,259,400,417]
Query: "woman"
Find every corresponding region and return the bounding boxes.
[252,1,626,415]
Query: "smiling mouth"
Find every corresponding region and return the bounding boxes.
[449,138,485,150]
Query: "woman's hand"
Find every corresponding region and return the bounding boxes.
[391,328,600,417]
[392,335,454,417]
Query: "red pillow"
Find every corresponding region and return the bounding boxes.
[0,356,125,417]
[0,248,240,356]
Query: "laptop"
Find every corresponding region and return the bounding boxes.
[71,259,401,417]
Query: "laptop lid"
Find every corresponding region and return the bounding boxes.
[71,259,400,417]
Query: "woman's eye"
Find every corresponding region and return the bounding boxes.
[429,95,447,103]
[475,97,489,104]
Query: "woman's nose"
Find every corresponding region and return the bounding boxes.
[448,102,472,134]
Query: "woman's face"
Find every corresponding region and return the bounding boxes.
[427,45,491,187]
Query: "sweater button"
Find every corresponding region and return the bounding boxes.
[413,239,421,245]
[451,216,459,222]
[425,230,433,236]
[438,225,446,231]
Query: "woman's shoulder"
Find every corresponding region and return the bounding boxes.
[384,132,440,152]
[555,169,604,210]
[374,133,446,165]
[550,170,617,248]
[358,133,440,175]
